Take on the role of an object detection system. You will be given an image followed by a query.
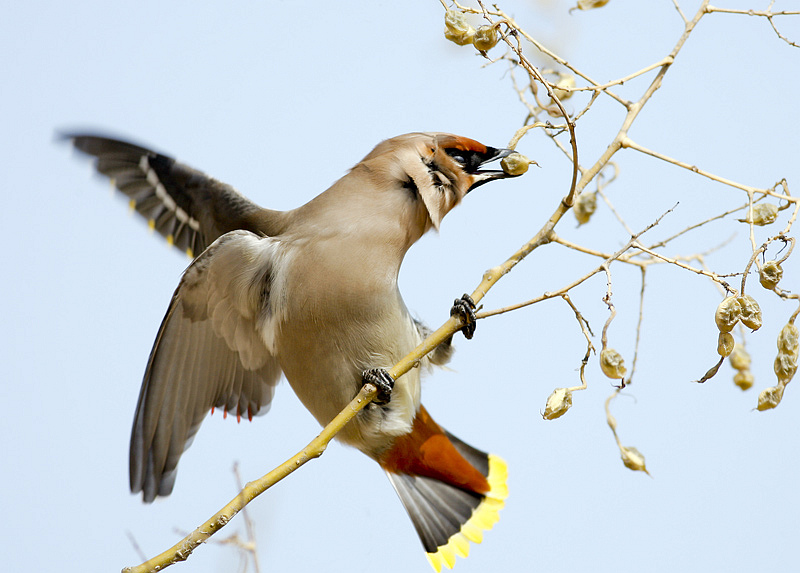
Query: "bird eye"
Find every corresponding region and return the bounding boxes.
[445,149,468,166]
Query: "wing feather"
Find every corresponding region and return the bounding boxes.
[65,133,265,257]
[130,230,283,501]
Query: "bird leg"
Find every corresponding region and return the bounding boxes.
[450,293,477,339]
[362,368,395,405]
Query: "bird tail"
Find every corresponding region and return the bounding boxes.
[379,406,508,571]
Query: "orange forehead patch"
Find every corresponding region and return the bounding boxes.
[437,134,488,154]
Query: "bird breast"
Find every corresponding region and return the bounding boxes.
[264,236,422,455]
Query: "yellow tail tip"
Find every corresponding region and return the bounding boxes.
[425,454,508,571]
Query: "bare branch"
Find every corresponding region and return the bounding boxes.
[706,3,800,47]
[122,384,379,573]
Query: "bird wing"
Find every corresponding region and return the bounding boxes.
[65,133,263,257]
[130,230,283,501]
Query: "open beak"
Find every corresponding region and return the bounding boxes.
[467,147,519,192]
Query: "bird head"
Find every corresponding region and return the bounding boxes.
[359,132,521,232]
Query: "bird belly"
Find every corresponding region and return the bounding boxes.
[272,310,422,457]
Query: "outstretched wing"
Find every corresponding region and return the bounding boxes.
[131,230,283,501]
[65,133,264,257]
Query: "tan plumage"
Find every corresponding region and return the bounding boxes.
[67,132,518,569]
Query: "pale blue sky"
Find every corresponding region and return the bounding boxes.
[3,2,799,572]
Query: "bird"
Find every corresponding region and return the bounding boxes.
[66,131,519,571]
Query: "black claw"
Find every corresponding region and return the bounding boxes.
[450,293,477,340]
[362,368,395,405]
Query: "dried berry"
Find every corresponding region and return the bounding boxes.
[741,203,779,226]
[777,323,799,357]
[757,385,784,411]
[737,295,762,331]
[696,357,724,384]
[715,296,742,333]
[717,332,735,357]
[729,345,751,371]
[620,446,649,474]
[500,152,531,176]
[552,75,576,101]
[577,0,611,9]
[733,370,754,391]
[473,25,499,51]
[759,260,783,290]
[600,348,627,379]
[542,388,573,420]
[774,354,798,385]
[444,10,476,46]
[574,191,597,226]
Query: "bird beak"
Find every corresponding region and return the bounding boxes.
[467,147,520,192]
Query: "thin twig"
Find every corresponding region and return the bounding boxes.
[233,463,260,573]
[478,207,675,318]
[630,240,732,292]
[621,136,763,194]
[122,384,379,573]
[627,266,647,384]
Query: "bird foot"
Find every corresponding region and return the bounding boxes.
[450,293,477,340]
[362,368,395,405]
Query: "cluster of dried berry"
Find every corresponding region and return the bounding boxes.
[444,10,500,50]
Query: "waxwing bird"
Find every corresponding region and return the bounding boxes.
[66,132,518,571]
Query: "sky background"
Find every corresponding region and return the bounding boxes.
[3,1,799,572]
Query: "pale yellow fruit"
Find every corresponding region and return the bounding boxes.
[500,152,531,176]
[600,348,627,379]
[757,385,784,411]
[759,260,783,290]
[729,345,751,371]
[620,446,649,474]
[715,296,742,333]
[552,75,576,101]
[542,387,573,420]
[717,332,735,357]
[742,203,779,226]
[444,10,476,46]
[577,0,611,9]
[777,323,799,357]
[774,354,798,385]
[574,191,597,226]
[733,370,754,391]
[473,25,499,51]
[737,295,762,331]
